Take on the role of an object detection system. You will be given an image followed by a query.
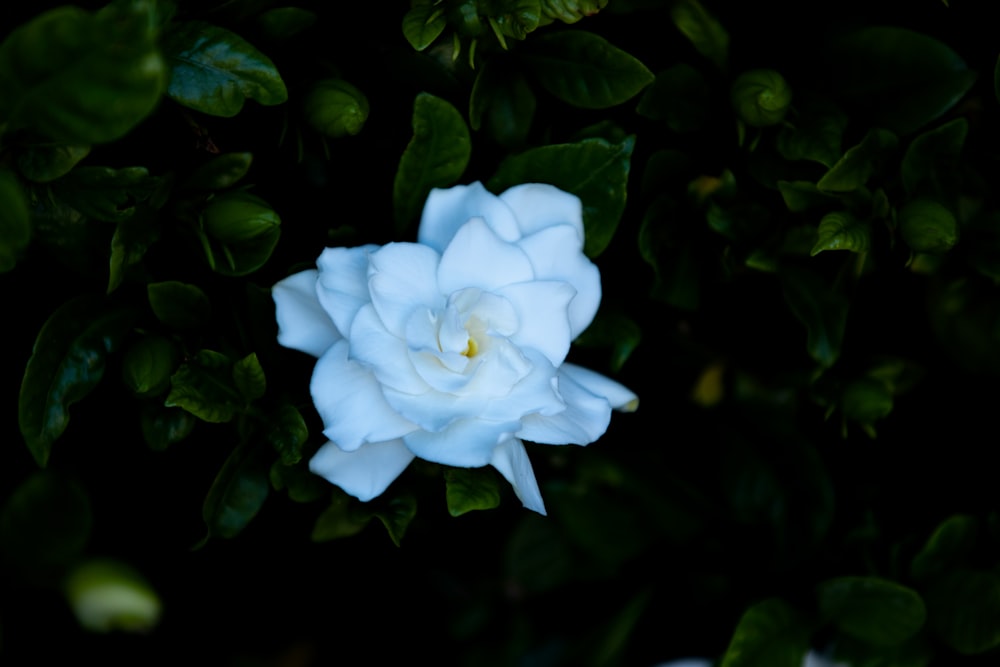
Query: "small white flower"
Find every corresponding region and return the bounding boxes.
[272,182,637,514]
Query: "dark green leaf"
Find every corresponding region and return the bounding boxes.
[121,334,178,396]
[52,166,156,222]
[927,569,1000,654]
[263,404,308,466]
[0,4,165,144]
[147,281,210,330]
[232,353,265,402]
[817,128,898,193]
[721,598,808,667]
[572,310,642,372]
[637,64,710,133]
[271,459,327,503]
[669,0,728,70]
[401,3,447,51]
[910,514,978,580]
[900,118,967,197]
[374,494,417,547]
[445,468,501,516]
[393,93,471,231]
[19,296,135,467]
[777,181,832,213]
[492,0,541,40]
[811,211,870,256]
[108,207,160,293]
[16,143,91,183]
[488,136,634,256]
[840,377,893,437]
[0,168,30,272]
[199,440,270,543]
[470,61,536,149]
[162,20,288,117]
[505,514,575,594]
[541,0,609,24]
[140,404,196,451]
[818,576,926,646]
[825,26,977,135]
[303,79,369,139]
[638,195,700,309]
[776,100,848,168]
[165,349,243,423]
[521,31,653,109]
[311,491,372,541]
[781,268,849,368]
[180,153,253,191]
[899,199,958,254]
[731,69,792,127]
[256,7,317,41]
[197,191,282,276]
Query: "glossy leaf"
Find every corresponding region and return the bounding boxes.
[165,349,244,423]
[121,334,178,396]
[899,199,958,254]
[927,569,1000,654]
[825,26,976,135]
[393,93,471,231]
[900,118,967,197]
[401,2,447,51]
[108,208,160,293]
[910,514,978,580]
[232,353,265,402]
[181,153,253,191]
[52,166,156,222]
[721,598,808,667]
[492,0,542,41]
[303,79,369,138]
[139,404,196,451]
[637,64,710,133]
[199,441,270,543]
[470,61,536,149]
[781,268,848,368]
[19,296,134,467]
[521,31,653,109]
[669,0,728,70]
[16,143,91,183]
[263,404,308,466]
[488,136,634,257]
[818,576,926,646]
[445,467,501,516]
[811,211,870,256]
[817,128,898,193]
[162,20,288,117]
[0,168,30,272]
[541,0,609,24]
[374,494,418,547]
[0,4,166,144]
[147,281,211,330]
[776,100,848,168]
[777,181,831,213]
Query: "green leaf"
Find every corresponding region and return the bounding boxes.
[818,576,926,646]
[825,26,977,135]
[52,166,157,222]
[721,598,808,667]
[839,377,894,437]
[312,491,372,541]
[817,128,898,193]
[781,268,849,368]
[492,0,542,41]
[927,569,1000,654]
[731,69,792,128]
[470,61,536,149]
[271,459,327,503]
[445,468,501,516]
[121,334,178,396]
[199,440,270,543]
[108,208,160,293]
[488,136,634,256]
[0,168,30,272]
[776,100,848,168]
[636,64,710,133]
[162,20,288,117]
[393,93,471,231]
[505,514,575,594]
[541,0,609,24]
[777,181,832,213]
[263,404,308,466]
[147,281,211,330]
[911,514,978,580]
[180,153,253,191]
[401,3,447,51]
[140,404,196,451]
[19,296,134,467]
[256,7,317,41]
[521,31,653,109]
[374,494,418,547]
[669,0,728,70]
[899,199,958,254]
[811,211,870,256]
[572,310,642,372]
[165,350,243,423]
[16,142,91,183]
[232,353,265,402]
[900,118,967,197]
[0,3,165,144]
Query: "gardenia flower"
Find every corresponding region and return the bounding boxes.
[272,182,637,514]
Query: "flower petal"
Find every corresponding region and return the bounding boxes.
[311,340,417,450]
[315,244,379,335]
[560,363,639,412]
[499,183,584,242]
[518,224,602,338]
[495,280,575,366]
[438,218,534,294]
[272,269,341,357]
[349,304,431,395]
[368,242,443,337]
[403,417,521,467]
[418,182,520,252]
[490,438,546,515]
[310,439,415,502]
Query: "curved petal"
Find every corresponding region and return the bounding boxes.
[403,417,521,467]
[418,182,520,252]
[438,218,535,294]
[315,244,379,335]
[309,439,415,502]
[311,340,417,451]
[516,366,613,445]
[518,225,602,337]
[349,304,430,395]
[383,385,489,431]
[479,347,564,422]
[560,363,639,412]
[495,280,575,366]
[490,438,546,515]
[272,269,341,357]
[499,183,584,242]
[368,242,443,337]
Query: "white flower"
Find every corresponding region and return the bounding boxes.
[272,181,637,514]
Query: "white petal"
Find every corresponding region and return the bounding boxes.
[451,288,518,337]
[479,347,564,422]
[518,225,602,338]
[560,363,639,412]
[495,281,575,366]
[383,385,489,431]
[499,183,584,242]
[368,242,443,337]
[310,439,415,502]
[272,269,341,357]
[438,218,534,294]
[418,182,521,252]
[490,438,546,515]
[349,304,430,395]
[311,340,417,450]
[403,417,521,467]
[315,244,379,335]
[517,365,613,445]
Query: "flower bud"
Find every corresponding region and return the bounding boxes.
[899,199,957,254]
[201,191,281,244]
[731,69,792,127]
[303,79,370,139]
[121,334,178,396]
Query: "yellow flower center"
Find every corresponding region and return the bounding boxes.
[461,337,479,358]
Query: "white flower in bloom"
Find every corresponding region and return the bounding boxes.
[273,182,637,514]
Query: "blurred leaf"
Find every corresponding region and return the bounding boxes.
[65,558,161,633]
[19,296,134,467]
[825,26,976,135]
[521,31,653,109]
[670,0,728,70]
[840,377,893,438]
[393,93,471,232]
[776,100,848,168]
[900,118,967,198]
[506,513,575,594]
[52,166,157,222]
[572,310,642,371]
[181,153,253,191]
[777,181,832,213]
[910,514,978,580]
[818,576,926,646]
[166,349,243,423]
[0,168,30,272]
[488,136,634,256]
[109,208,160,293]
[585,590,651,667]
[374,494,417,547]
[312,491,372,541]
[548,483,649,568]
[637,63,710,133]
[541,0,609,24]
[639,196,701,309]
[264,404,308,466]
[271,459,327,503]
[781,267,849,367]
[811,211,870,256]
[817,128,898,193]
[121,334,178,396]
[401,2,447,51]
[140,404,196,451]
[470,60,536,149]
[731,69,792,127]
[17,143,91,183]
[445,468,501,516]
[199,440,270,543]
[303,79,369,138]
[0,4,166,144]
[162,20,288,117]
[232,352,265,402]
[256,7,316,41]
[926,569,1000,654]
[899,199,958,254]
[721,598,808,667]
[147,281,211,330]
